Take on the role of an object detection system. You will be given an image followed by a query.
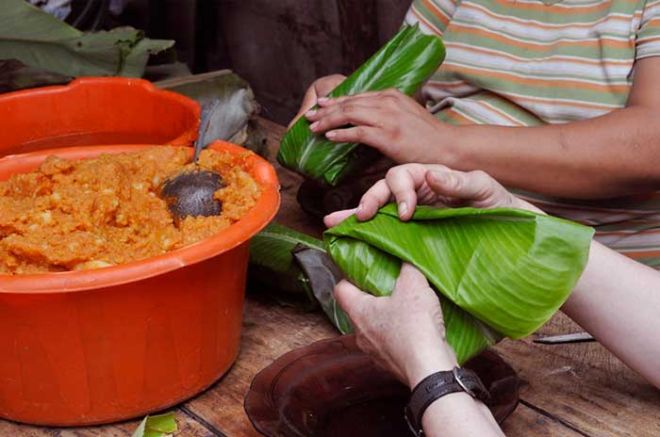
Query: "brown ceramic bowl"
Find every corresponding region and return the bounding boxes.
[245,335,519,436]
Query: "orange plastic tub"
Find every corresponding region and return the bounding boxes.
[0,141,279,426]
[0,78,199,156]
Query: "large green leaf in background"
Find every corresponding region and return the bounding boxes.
[0,0,173,77]
[324,205,594,363]
[278,24,445,186]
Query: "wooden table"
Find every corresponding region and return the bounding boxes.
[2,119,658,436]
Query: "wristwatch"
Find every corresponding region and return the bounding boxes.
[404,367,491,436]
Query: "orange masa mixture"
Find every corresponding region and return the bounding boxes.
[0,147,261,274]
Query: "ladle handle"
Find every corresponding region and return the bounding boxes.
[193,100,220,163]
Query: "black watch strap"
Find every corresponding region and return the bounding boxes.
[404,367,490,436]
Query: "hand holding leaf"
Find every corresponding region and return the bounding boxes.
[336,263,458,388]
[324,164,541,227]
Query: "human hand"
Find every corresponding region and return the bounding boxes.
[325,164,541,227]
[289,74,347,128]
[335,263,458,388]
[304,88,453,163]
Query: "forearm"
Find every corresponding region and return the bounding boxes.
[421,393,504,437]
[437,106,660,198]
[561,241,660,387]
[406,345,503,436]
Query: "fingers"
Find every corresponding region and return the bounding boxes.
[357,164,429,221]
[334,280,373,317]
[323,208,357,228]
[288,74,346,129]
[356,180,392,221]
[305,89,409,134]
[426,168,498,205]
[307,103,383,134]
[384,165,427,220]
[289,85,320,129]
[317,88,406,107]
[393,263,429,296]
[325,126,381,145]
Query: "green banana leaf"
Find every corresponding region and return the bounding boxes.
[132,412,177,437]
[278,24,445,186]
[324,205,594,364]
[0,0,173,77]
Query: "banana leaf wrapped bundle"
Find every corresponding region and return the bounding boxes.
[277,24,445,186]
[324,205,594,364]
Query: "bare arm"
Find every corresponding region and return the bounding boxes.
[442,57,660,198]
[562,241,660,387]
[327,164,660,389]
[304,58,660,199]
[334,265,504,437]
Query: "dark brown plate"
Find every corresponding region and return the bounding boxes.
[244,335,519,436]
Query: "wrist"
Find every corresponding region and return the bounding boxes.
[429,122,465,169]
[405,342,459,388]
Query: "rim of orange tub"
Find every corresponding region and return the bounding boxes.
[0,141,280,293]
[0,77,200,152]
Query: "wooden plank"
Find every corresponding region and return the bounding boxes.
[501,402,586,437]
[0,409,218,436]
[182,296,337,436]
[494,314,660,437]
[2,117,658,436]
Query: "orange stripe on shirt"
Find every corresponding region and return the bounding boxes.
[441,107,475,125]
[421,0,452,28]
[619,249,660,259]
[410,5,445,35]
[512,94,620,111]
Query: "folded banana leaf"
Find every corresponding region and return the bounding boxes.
[248,223,352,330]
[0,0,173,77]
[278,24,445,186]
[157,70,266,156]
[292,245,352,334]
[248,223,325,303]
[0,59,71,93]
[324,205,594,364]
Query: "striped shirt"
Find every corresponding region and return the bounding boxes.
[405,0,660,268]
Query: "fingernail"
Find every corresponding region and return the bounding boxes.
[398,201,408,217]
[326,130,337,139]
[310,121,319,131]
[318,97,330,104]
[305,109,317,118]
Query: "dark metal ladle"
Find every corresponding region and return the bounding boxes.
[160,101,224,221]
